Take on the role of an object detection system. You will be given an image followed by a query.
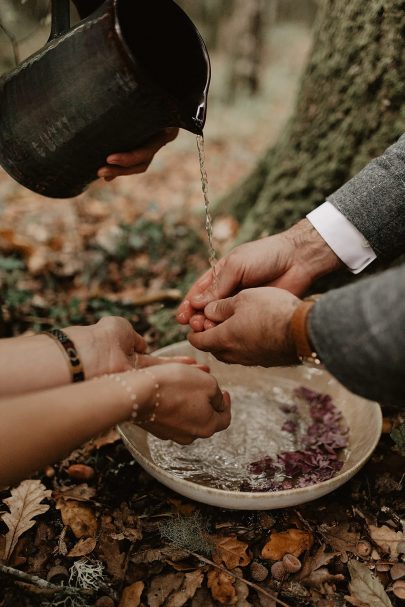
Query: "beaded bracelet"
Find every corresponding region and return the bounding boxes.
[43,328,85,383]
[138,368,160,423]
[98,372,139,421]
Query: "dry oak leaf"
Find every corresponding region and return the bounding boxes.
[320,523,360,562]
[369,525,404,559]
[56,498,97,539]
[300,567,344,588]
[131,546,190,565]
[298,544,338,582]
[98,532,126,581]
[118,581,144,607]
[213,535,251,570]
[166,570,204,607]
[67,536,97,558]
[0,479,51,562]
[191,587,216,607]
[345,596,369,607]
[233,567,252,607]
[54,483,96,503]
[147,572,184,607]
[207,568,237,605]
[348,559,393,607]
[261,529,313,561]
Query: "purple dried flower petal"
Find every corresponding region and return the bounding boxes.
[282,420,298,433]
[280,404,298,414]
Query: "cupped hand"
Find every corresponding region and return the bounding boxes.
[73,316,209,380]
[76,316,146,378]
[176,219,341,331]
[98,127,179,181]
[136,363,231,445]
[188,287,301,367]
[135,353,210,373]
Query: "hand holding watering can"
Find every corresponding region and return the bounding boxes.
[0,0,210,198]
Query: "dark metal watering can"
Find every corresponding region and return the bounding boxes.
[0,0,210,198]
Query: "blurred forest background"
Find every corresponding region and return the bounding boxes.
[0,0,317,343]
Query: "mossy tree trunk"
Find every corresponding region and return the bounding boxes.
[218,0,405,244]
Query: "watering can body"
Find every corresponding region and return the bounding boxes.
[0,0,210,198]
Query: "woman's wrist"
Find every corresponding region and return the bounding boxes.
[127,370,159,423]
[63,325,99,379]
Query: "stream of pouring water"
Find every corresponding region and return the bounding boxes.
[196,134,218,289]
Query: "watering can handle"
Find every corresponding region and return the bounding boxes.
[48,0,71,42]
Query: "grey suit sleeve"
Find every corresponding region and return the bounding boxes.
[309,264,405,406]
[328,134,405,261]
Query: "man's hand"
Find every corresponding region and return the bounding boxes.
[188,287,301,367]
[98,128,179,181]
[177,219,342,331]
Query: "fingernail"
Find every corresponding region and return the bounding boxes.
[176,312,186,321]
[107,156,121,165]
[98,169,110,177]
[205,302,216,315]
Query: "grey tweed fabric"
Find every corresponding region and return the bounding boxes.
[310,135,405,405]
[328,134,405,260]
[309,264,405,406]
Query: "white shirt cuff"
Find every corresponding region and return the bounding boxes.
[307,201,377,274]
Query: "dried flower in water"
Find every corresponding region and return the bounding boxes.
[241,387,348,492]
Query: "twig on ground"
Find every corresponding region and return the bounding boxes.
[0,564,60,591]
[0,564,94,598]
[188,550,292,607]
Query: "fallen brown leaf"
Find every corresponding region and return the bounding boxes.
[301,567,344,588]
[147,572,184,607]
[0,480,51,562]
[207,567,236,605]
[168,498,196,516]
[191,587,216,606]
[320,523,360,562]
[345,596,369,607]
[54,484,96,503]
[369,525,404,559]
[98,526,126,581]
[90,428,121,450]
[166,570,204,607]
[261,529,313,561]
[298,544,338,581]
[213,535,251,570]
[390,563,405,580]
[233,568,252,607]
[67,537,97,558]
[131,546,190,565]
[119,581,144,607]
[56,499,97,539]
[348,560,392,607]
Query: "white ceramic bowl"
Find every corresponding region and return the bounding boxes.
[118,341,382,510]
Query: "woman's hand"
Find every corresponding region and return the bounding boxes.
[97,128,179,181]
[134,363,231,445]
[79,316,210,378]
[188,287,301,367]
[69,316,146,380]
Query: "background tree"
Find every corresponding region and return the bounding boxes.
[216,0,405,247]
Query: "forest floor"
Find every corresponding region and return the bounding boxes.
[0,21,405,607]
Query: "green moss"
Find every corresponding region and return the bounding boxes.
[219,0,405,244]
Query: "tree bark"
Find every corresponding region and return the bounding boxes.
[218,0,405,244]
[224,0,268,101]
